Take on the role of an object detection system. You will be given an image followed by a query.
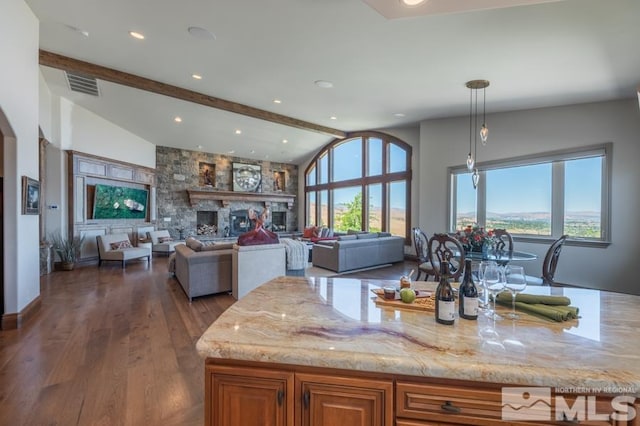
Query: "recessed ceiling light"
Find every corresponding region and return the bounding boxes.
[197,145,203,150]
[192,74,202,80]
[174,116,183,123]
[393,113,406,118]
[273,99,282,104]
[400,0,427,6]
[282,139,288,144]
[265,155,269,159]
[330,116,337,120]
[228,150,235,154]
[315,80,334,89]
[250,150,256,154]
[235,129,242,134]
[188,26,216,40]
[129,31,145,40]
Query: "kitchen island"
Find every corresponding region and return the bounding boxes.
[197,276,640,425]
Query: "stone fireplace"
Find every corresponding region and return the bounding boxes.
[155,147,300,240]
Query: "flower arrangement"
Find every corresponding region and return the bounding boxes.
[454,225,495,252]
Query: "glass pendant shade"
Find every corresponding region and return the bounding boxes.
[466,153,475,171]
[472,169,480,189]
[480,124,489,144]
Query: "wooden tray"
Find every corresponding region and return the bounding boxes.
[370,289,436,312]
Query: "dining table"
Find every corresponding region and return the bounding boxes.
[461,248,537,264]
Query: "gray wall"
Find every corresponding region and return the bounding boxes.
[418,99,640,295]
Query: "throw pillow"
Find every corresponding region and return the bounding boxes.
[185,237,203,252]
[302,226,317,238]
[110,240,132,250]
[158,236,173,243]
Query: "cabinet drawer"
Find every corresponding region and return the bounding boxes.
[397,382,620,426]
[397,381,506,425]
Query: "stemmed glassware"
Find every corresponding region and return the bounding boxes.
[482,262,505,320]
[504,265,527,320]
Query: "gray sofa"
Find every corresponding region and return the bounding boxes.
[311,232,405,273]
[174,239,234,301]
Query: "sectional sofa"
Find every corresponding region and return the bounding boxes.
[311,232,405,273]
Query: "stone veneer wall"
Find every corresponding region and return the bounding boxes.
[156,146,298,239]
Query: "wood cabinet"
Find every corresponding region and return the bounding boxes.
[296,373,393,426]
[206,360,636,426]
[206,365,294,426]
[397,380,629,426]
[205,362,392,426]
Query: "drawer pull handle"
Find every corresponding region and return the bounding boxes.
[441,401,461,413]
[303,390,310,409]
[277,390,284,406]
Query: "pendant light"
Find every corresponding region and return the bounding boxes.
[465,79,490,188]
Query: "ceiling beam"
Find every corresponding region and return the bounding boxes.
[39,50,347,139]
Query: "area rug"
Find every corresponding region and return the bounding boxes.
[304,263,392,278]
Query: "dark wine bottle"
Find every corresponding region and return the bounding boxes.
[435,261,455,325]
[458,259,479,320]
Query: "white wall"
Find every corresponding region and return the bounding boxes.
[419,99,640,295]
[0,0,41,314]
[58,98,156,169]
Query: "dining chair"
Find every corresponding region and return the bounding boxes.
[412,227,436,281]
[525,235,568,286]
[492,228,514,251]
[427,233,466,281]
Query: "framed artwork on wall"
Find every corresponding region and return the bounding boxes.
[199,162,216,187]
[274,171,285,191]
[232,162,262,192]
[22,176,40,215]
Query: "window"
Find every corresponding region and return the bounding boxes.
[305,132,412,240]
[449,144,610,244]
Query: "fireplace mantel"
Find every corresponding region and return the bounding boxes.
[187,189,296,209]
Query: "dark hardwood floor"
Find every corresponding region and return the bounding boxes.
[0,257,415,425]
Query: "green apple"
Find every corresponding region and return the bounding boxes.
[399,288,416,303]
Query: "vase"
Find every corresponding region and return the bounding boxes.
[60,261,75,271]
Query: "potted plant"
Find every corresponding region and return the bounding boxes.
[49,231,85,270]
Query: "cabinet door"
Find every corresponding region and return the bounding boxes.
[207,365,294,426]
[296,373,393,426]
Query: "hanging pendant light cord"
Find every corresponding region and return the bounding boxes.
[474,87,478,162]
[469,88,473,157]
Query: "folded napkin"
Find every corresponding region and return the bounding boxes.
[495,292,571,306]
[495,292,579,322]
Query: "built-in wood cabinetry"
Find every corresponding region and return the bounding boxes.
[206,361,393,426]
[67,151,156,262]
[206,360,636,426]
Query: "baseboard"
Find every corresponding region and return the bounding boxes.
[1,294,42,330]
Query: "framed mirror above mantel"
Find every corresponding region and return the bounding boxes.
[186,189,295,209]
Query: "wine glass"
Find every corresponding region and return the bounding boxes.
[471,262,486,309]
[483,262,505,320]
[477,261,495,312]
[504,265,527,320]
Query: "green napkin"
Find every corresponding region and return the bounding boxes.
[495,292,571,306]
[495,292,579,322]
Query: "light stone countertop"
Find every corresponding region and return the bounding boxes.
[196,276,640,394]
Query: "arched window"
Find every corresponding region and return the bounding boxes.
[304,131,412,240]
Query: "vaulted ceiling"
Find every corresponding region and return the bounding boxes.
[27,0,640,164]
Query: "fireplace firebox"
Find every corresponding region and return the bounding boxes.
[229,210,255,237]
[197,211,218,236]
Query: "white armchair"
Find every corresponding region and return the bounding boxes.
[148,230,181,255]
[96,234,151,268]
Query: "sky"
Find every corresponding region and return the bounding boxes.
[457,156,602,214]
